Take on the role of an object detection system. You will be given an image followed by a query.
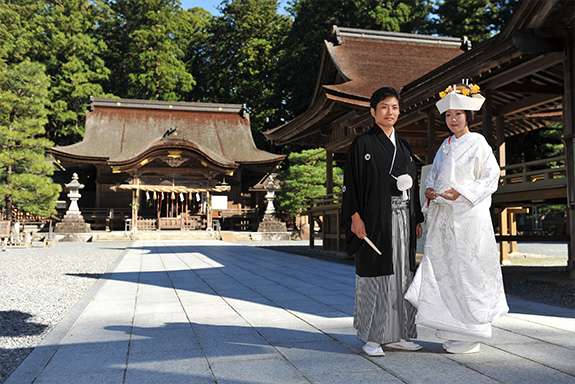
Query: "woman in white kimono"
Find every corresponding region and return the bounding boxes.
[405,82,508,354]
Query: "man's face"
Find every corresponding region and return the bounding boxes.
[370,97,400,131]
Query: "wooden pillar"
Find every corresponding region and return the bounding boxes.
[336,209,342,252]
[496,116,506,173]
[427,110,436,164]
[509,212,518,254]
[482,88,494,147]
[206,191,212,230]
[309,211,314,249]
[157,192,162,230]
[131,177,139,230]
[564,28,575,279]
[326,150,334,195]
[508,208,529,254]
[498,207,510,265]
[95,167,102,208]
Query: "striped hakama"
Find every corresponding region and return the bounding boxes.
[354,196,417,344]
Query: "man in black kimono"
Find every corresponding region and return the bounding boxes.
[341,87,424,356]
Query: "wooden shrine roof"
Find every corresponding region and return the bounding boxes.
[396,0,573,158]
[264,27,465,148]
[264,1,574,161]
[51,97,285,172]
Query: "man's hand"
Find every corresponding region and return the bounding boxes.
[351,212,366,239]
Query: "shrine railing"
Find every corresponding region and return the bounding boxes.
[498,156,566,193]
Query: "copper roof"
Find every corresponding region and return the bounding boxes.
[264,27,464,147]
[51,97,284,170]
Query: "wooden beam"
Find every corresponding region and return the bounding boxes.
[483,89,494,146]
[513,29,564,54]
[481,51,563,91]
[397,111,427,128]
[497,83,564,94]
[493,187,568,204]
[495,93,562,116]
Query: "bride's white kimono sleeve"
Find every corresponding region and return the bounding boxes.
[405,132,508,339]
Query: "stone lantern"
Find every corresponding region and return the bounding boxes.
[55,173,91,238]
[252,173,290,240]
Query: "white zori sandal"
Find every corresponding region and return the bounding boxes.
[445,341,481,354]
[385,339,423,351]
[362,342,385,356]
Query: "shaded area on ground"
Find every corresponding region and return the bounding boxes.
[249,244,574,309]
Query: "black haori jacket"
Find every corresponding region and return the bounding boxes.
[341,125,424,277]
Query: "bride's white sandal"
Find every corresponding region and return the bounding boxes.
[385,339,423,351]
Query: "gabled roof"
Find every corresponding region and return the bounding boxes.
[322,28,463,101]
[51,97,285,171]
[264,26,465,148]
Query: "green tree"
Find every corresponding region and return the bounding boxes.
[190,0,291,148]
[0,0,40,64]
[0,59,61,221]
[31,0,114,146]
[180,6,213,99]
[488,0,519,35]
[276,148,343,216]
[431,0,519,44]
[507,125,564,168]
[100,0,195,101]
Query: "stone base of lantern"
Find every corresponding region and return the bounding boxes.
[253,215,290,240]
[54,233,93,242]
[55,213,91,236]
[250,231,291,241]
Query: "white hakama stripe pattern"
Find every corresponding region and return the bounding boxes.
[354,197,417,344]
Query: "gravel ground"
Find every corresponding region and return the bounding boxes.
[0,242,130,383]
[0,240,573,384]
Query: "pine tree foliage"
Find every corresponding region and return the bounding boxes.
[507,125,564,168]
[0,59,61,220]
[275,148,343,216]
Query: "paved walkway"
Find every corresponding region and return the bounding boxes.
[7,240,575,384]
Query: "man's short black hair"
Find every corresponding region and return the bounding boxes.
[370,87,402,110]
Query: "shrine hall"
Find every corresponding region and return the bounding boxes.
[50,97,285,231]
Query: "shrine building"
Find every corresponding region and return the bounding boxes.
[50,97,285,231]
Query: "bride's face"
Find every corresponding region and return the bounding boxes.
[445,109,469,138]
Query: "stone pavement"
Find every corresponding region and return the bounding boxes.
[6,240,575,384]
